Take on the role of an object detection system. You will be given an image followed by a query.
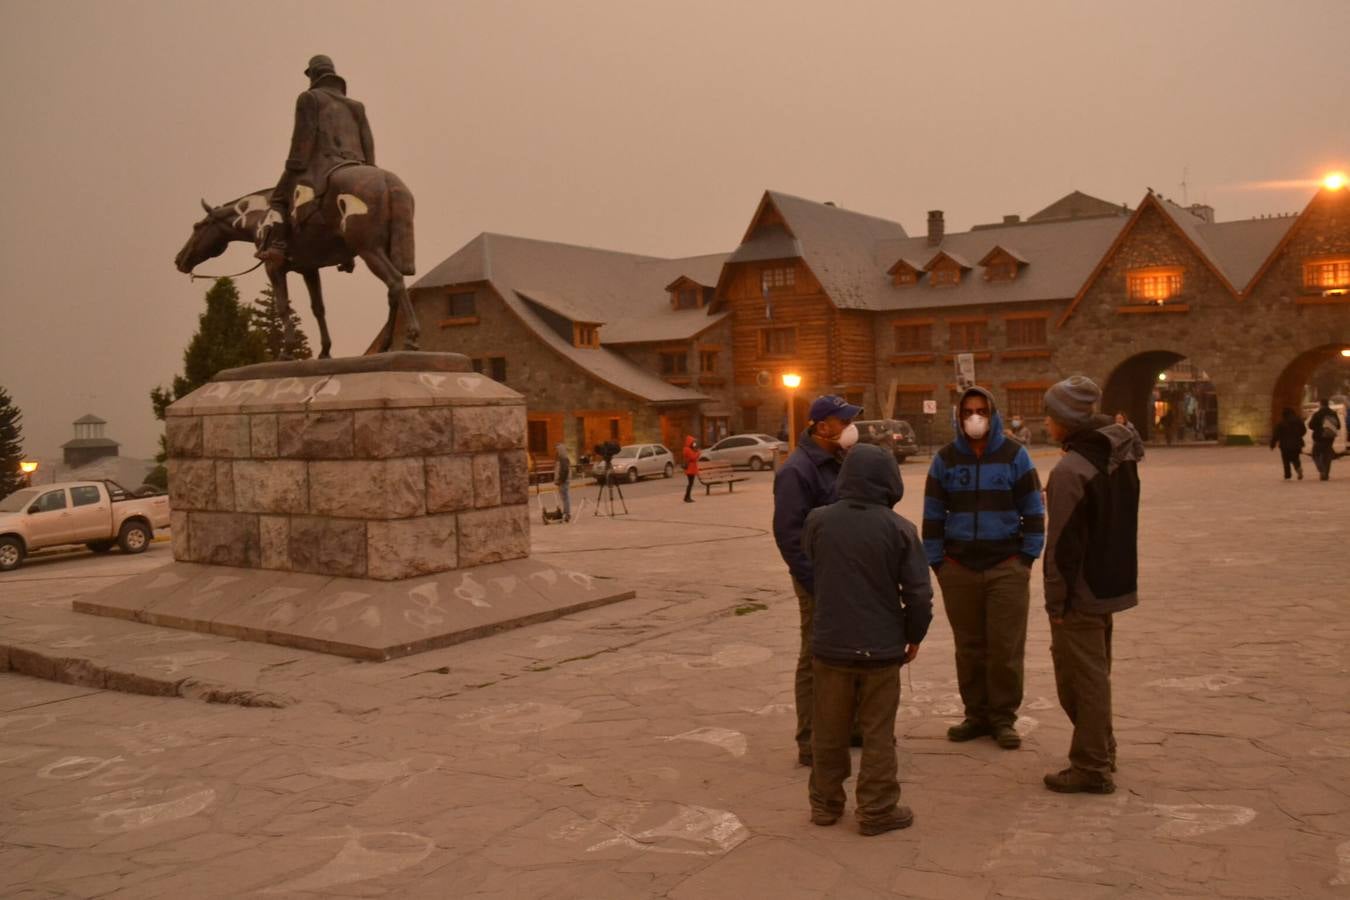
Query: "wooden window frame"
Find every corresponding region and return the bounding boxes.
[672,286,702,310]
[760,266,796,294]
[1004,315,1048,348]
[698,349,720,374]
[893,319,934,353]
[573,322,600,348]
[659,350,689,377]
[930,263,962,287]
[891,266,919,286]
[1302,257,1350,291]
[1126,266,1184,304]
[447,291,477,318]
[759,325,797,358]
[947,319,989,351]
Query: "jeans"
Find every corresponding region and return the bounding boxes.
[1312,443,1334,481]
[558,478,571,518]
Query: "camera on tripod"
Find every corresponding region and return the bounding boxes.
[591,441,628,516]
[593,441,621,480]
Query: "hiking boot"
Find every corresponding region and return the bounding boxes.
[859,806,915,836]
[1043,768,1114,794]
[797,749,813,767]
[993,724,1021,750]
[810,810,840,827]
[946,719,992,742]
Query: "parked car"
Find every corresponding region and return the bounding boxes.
[601,444,676,483]
[697,434,786,471]
[0,480,171,572]
[853,419,920,463]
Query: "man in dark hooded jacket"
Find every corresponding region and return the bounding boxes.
[803,443,933,836]
[1269,407,1306,480]
[1042,375,1141,795]
[923,386,1044,750]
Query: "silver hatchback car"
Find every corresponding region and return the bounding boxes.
[604,443,676,483]
[697,433,786,471]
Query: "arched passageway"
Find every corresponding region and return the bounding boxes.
[1102,351,1218,442]
[1270,343,1350,425]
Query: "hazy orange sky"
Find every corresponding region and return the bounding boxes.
[1,0,1346,459]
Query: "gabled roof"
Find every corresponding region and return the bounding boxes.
[73,414,106,425]
[924,249,973,271]
[978,244,1028,266]
[1240,186,1347,298]
[886,256,925,275]
[874,214,1129,311]
[751,191,910,310]
[409,233,723,401]
[1195,215,1296,293]
[1027,190,1130,223]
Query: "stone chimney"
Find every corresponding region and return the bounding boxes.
[1002,214,1021,225]
[927,210,944,246]
[1187,203,1215,224]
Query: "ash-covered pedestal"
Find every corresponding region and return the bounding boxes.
[74,352,633,660]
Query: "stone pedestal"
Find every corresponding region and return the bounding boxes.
[74,353,633,660]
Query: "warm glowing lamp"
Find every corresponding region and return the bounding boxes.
[1157,372,1167,382]
[1324,172,1347,191]
[1342,348,1350,358]
[782,372,802,451]
[19,460,37,485]
[781,373,802,389]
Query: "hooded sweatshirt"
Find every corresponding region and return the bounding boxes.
[1043,418,1141,618]
[682,435,700,475]
[922,386,1045,571]
[1269,411,1307,453]
[803,443,934,664]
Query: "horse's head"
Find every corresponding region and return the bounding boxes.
[174,199,233,274]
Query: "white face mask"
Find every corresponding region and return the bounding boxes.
[838,423,859,450]
[963,414,990,440]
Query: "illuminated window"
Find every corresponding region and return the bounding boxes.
[760,326,796,356]
[949,320,988,350]
[893,322,933,353]
[659,351,688,376]
[761,266,796,293]
[1303,258,1350,290]
[1127,266,1184,303]
[1005,316,1047,347]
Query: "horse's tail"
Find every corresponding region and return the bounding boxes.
[386,172,416,277]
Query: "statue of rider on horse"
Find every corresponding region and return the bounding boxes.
[174,55,419,358]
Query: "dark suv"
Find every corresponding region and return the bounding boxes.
[853,419,920,463]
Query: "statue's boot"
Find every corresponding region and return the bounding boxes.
[255,220,290,265]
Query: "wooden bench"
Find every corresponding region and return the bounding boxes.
[696,460,750,495]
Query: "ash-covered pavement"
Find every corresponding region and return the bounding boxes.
[1,447,1347,898]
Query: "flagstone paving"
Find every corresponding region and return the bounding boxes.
[1,446,1347,898]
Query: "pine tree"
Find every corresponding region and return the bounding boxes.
[0,386,26,500]
[249,287,313,361]
[149,278,268,473]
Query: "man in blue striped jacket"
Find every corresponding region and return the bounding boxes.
[923,386,1045,750]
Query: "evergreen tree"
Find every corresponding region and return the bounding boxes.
[249,287,313,361]
[0,386,24,500]
[150,278,268,471]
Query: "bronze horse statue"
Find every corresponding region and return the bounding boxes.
[174,164,418,358]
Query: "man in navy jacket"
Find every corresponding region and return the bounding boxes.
[773,394,862,766]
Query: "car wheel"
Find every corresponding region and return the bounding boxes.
[749,456,765,471]
[0,537,24,572]
[626,467,640,484]
[118,521,151,555]
[663,462,674,478]
[86,541,115,553]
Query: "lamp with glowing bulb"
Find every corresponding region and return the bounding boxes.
[782,372,802,451]
[19,460,38,486]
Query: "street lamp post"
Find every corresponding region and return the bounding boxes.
[781,372,802,452]
[19,461,38,487]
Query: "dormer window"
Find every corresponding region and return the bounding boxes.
[573,322,600,348]
[1127,266,1183,304]
[667,277,712,310]
[978,246,1026,283]
[923,251,971,288]
[888,259,922,287]
[676,287,699,309]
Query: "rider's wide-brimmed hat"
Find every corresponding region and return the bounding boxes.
[304,54,347,92]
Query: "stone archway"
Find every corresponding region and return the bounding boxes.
[1102,350,1218,442]
[1270,343,1350,425]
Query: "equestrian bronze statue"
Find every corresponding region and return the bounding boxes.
[173,55,418,357]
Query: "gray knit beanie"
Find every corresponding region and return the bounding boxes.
[1044,376,1101,429]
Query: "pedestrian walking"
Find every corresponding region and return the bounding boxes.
[803,443,933,835]
[1042,375,1141,795]
[1308,399,1341,481]
[773,394,863,766]
[552,442,572,521]
[682,435,699,502]
[1113,412,1145,461]
[1269,408,1307,481]
[923,386,1045,750]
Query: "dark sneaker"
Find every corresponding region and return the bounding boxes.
[810,810,840,827]
[1043,768,1114,794]
[946,719,992,742]
[993,724,1021,749]
[797,749,813,767]
[859,806,915,836]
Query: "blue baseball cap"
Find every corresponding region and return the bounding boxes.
[808,395,863,425]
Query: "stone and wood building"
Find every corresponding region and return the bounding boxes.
[390,184,1350,459]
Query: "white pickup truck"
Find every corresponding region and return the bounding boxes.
[0,480,171,572]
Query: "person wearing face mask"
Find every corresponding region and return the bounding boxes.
[773,393,864,766]
[1004,414,1033,446]
[923,386,1045,750]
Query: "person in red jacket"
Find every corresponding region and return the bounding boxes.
[682,435,700,503]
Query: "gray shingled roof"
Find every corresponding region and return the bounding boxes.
[411,234,718,403]
[1027,190,1130,223]
[1153,198,1295,292]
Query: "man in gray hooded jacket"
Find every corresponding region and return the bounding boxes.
[803,443,933,835]
[1042,376,1141,795]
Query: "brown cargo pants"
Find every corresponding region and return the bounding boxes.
[1050,608,1116,777]
[937,557,1030,728]
[809,659,902,824]
[794,578,861,755]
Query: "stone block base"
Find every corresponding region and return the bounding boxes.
[73,559,635,661]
